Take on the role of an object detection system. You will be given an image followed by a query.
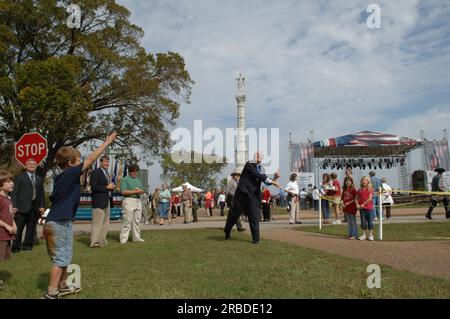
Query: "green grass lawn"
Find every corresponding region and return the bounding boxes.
[1,228,449,298]
[299,221,450,241]
[393,204,430,209]
[274,207,292,215]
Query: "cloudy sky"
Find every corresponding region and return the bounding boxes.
[117,0,450,190]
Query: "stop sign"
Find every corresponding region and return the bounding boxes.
[15,132,48,167]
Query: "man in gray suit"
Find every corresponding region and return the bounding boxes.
[225,169,246,231]
[11,158,45,252]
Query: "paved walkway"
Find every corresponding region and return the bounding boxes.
[262,229,450,280]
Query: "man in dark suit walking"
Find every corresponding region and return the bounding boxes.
[90,156,114,248]
[426,168,449,220]
[11,158,45,252]
[224,152,280,244]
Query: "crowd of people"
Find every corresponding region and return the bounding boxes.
[142,175,281,227]
[316,168,397,240]
[281,167,401,241]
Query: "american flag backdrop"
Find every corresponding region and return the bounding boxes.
[290,142,314,173]
[423,139,450,171]
[313,131,419,148]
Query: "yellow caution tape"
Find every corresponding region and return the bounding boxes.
[320,191,446,206]
[320,188,450,206]
[320,196,338,202]
[393,189,450,196]
[321,189,450,196]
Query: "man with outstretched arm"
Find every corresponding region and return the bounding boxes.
[224,151,280,244]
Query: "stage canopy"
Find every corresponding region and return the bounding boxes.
[313,131,422,158]
[171,182,203,193]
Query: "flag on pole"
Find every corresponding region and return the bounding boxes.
[290,142,314,173]
[108,157,113,178]
[112,159,118,184]
[80,156,86,190]
[123,163,128,178]
[83,165,93,192]
[116,161,123,191]
[423,139,450,171]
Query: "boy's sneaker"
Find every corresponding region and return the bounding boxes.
[358,234,367,241]
[368,235,374,241]
[44,290,61,299]
[59,284,81,296]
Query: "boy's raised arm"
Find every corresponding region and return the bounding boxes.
[83,133,117,172]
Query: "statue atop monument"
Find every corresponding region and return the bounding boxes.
[236,73,246,93]
[234,73,247,173]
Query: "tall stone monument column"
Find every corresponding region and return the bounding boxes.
[235,73,247,173]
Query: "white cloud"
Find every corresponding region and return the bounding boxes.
[387,104,450,139]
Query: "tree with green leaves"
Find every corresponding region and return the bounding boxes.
[0,0,193,176]
[219,178,228,190]
[160,151,227,190]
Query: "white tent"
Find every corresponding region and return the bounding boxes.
[171,182,203,193]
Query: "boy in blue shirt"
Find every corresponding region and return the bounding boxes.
[43,133,117,299]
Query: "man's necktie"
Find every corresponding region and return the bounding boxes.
[31,174,36,201]
[256,165,261,174]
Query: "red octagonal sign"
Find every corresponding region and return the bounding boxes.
[15,132,48,167]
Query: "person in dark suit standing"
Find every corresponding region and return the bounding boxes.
[89,156,114,248]
[426,168,449,220]
[224,152,280,244]
[11,158,45,252]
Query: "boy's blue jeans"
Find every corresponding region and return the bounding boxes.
[43,220,73,267]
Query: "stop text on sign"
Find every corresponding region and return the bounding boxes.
[16,143,46,157]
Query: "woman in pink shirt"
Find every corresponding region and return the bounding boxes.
[341,176,358,239]
[356,176,374,241]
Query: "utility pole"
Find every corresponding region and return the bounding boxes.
[289,132,292,173]
[420,129,426,171]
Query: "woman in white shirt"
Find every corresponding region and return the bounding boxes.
[285,173,301,224]
[381,177,394,219]
[218,192,226,216]
[320,173,333,224]
[299,189,308,210]
[312,186,320,211]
